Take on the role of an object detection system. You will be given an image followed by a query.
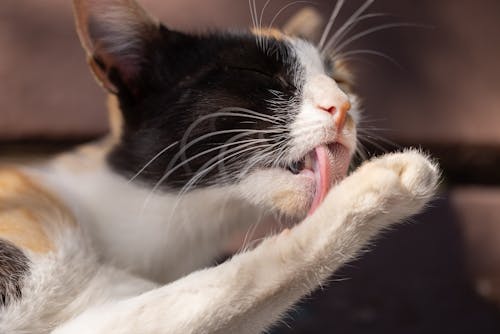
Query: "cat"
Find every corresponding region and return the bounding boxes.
[0,0,439,333]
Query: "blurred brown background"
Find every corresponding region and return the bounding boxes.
[1,1,500,333]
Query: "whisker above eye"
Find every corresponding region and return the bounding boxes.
[268,1,314,31]
[322,12,390,55]
[249,0,257,31]
[249,0,263,50]
[321,0,375,54]
[333,22,432,56]
[332,49,403,70]
[259,0,273,35]
[318,0,346,50]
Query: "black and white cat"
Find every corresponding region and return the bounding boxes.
[0,0,439,333]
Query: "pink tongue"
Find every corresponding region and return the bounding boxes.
[307,145,332,216]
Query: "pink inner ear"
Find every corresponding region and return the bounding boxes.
[74,0,158,93]
[118,59,142,88]
[89,45,142,94]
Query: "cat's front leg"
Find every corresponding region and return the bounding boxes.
[53,150,439,334]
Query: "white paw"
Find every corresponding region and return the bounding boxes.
[355,149,440,214]
[325,149,440,223]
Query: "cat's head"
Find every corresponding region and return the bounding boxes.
[73,0,360,219]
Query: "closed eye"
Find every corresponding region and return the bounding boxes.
[228,66,273,78]
[228,66,296,90]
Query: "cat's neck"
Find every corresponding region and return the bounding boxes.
[25,137,262,282]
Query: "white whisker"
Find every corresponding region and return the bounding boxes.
[178,128,282,172]
[321,0,375,53]
[127,141,179,183]
[141,138,269,213]
[260,0,272,28]
[318,0,345,50]
[323,13,389,54]
[170,107,286,174]
[169,141,280,218]
[334,22,430,55]
[333,49,403,69]
[180,141,272,193]
[268,1,313,30]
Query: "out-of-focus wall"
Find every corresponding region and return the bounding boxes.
[1,0,499,145]
[364,0,500,146]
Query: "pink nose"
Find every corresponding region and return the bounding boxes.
[319,100,351,131]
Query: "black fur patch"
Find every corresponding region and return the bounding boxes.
[105,26,306,190]
[0,240,30,307]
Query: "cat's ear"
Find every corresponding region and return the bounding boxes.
[73,0,160,94]
[283,7,324,42]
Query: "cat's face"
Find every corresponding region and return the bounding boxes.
[74,0,359,218]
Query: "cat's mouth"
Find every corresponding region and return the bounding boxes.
[286,143,350,215]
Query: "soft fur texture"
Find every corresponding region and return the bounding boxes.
[0,1,439,333]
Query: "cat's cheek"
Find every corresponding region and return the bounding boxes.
[237,169,315,218]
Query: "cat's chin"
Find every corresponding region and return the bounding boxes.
[237,143,351,218]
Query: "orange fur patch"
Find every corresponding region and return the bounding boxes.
[107,94,123,141]
[251,28,285,41]
[0,169,75,253]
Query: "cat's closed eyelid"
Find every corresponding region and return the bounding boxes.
[228,66,296,90]
[227,66,274,78]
